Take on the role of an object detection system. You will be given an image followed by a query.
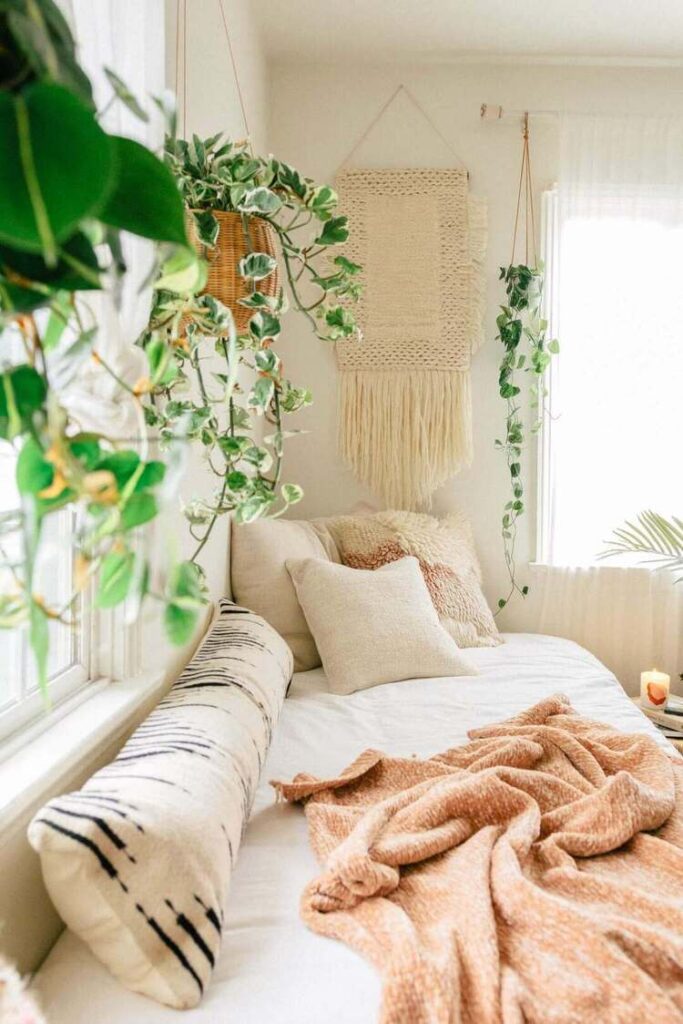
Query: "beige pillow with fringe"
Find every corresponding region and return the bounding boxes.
[328,510,501,648]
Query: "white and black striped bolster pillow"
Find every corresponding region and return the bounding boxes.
[28,600,293,1009]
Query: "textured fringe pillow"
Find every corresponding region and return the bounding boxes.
[328,510,501,648]
[231,517,339,672]
[28,601,293,1010]
[286,556,477,695]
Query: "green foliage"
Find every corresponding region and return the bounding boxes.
[0,82,114,260]
[100,136,187,245]
[164,561,207,645]
[165,134,362,343]
[137,276,309,548]
[600,511,683,581]
[0,12,363,694]
[0,0,195,693]
[133,132,363,559]
[495,264,558,612]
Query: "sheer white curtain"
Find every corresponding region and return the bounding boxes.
[57,0,166,439]
[529,115,683,695]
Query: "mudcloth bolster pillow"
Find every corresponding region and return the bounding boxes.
[28,600,293,1009]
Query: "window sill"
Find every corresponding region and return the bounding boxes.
[0,669,168,834]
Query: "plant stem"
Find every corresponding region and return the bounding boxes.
[190,477,228,562]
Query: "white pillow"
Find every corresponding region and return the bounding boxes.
[286,556,476,695]
[231,517,339,672]
[28,601,293,1009]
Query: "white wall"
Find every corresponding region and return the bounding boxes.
[267,59,683,628]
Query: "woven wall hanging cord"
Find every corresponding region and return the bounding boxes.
[174,0,250,142]
[335,83,469,174]
[510,113,538,267]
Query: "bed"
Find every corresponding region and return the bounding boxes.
[33,632,672,1023]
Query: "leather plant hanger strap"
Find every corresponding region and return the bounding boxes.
[510,112,538,267]
[175,0,251,143]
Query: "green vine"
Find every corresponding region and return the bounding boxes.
[138,132,364,558]
[495,263,559,612]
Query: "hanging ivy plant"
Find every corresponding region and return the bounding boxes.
[495,263,559,611]
[136,133,363,558]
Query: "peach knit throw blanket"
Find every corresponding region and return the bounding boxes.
[272,695,683,1023]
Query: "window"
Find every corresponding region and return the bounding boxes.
[538,188,682,567]
[0,445,91,744]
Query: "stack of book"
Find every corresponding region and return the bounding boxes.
[635,694,683,747]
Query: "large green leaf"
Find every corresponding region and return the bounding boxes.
[96,549,135,608]
[238,251,276,281]
[163,560,205,645]
[96,449,140,489]
[0,364,47,438]
[164,601,199,646]
[120,492,157,531]
[0,275,46,311]
[315,216,349,247]
[99,136,188,246]
[0,82,114,258]
[0,232,101,302]
[6,0,93,106]
[16,436,53,494]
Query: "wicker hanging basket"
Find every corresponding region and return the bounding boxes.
[188,210,280,332]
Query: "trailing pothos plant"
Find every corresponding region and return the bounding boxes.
[0,0,207,690]
[495,263,559,611]
[164,133,363,342]
[134,133,363,552]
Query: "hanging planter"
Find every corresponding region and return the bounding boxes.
[187,209,280,332]
[494,114,559,613]
[167,135,361,342]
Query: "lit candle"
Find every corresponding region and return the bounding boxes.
[640,668,671,709]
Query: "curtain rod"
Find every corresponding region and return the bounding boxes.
[480,104,643,122]
[481,104,561,121]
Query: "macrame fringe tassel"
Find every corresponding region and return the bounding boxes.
[338,370,473,510]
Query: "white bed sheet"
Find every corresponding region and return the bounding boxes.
[33,633,672,1024]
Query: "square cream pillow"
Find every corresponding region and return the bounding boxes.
[286,556,476,695]
[231,517,339,672]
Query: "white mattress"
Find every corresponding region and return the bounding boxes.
[34,633,672,1023]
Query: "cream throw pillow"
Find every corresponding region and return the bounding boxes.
[231,517,339,672]
[286,556,476,695]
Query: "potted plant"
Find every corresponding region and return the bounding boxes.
[164,134,362,341]
[494,263,559,611]
[135,134,363,560]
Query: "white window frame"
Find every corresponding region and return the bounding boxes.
[536,187,562,566]
[0,594,142,755]
[0,518,92,746]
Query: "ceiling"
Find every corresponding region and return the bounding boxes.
[253,0,683,63]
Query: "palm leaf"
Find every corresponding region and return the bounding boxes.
[600,510,683,582]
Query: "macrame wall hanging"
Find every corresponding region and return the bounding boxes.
[335,85,487,510]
